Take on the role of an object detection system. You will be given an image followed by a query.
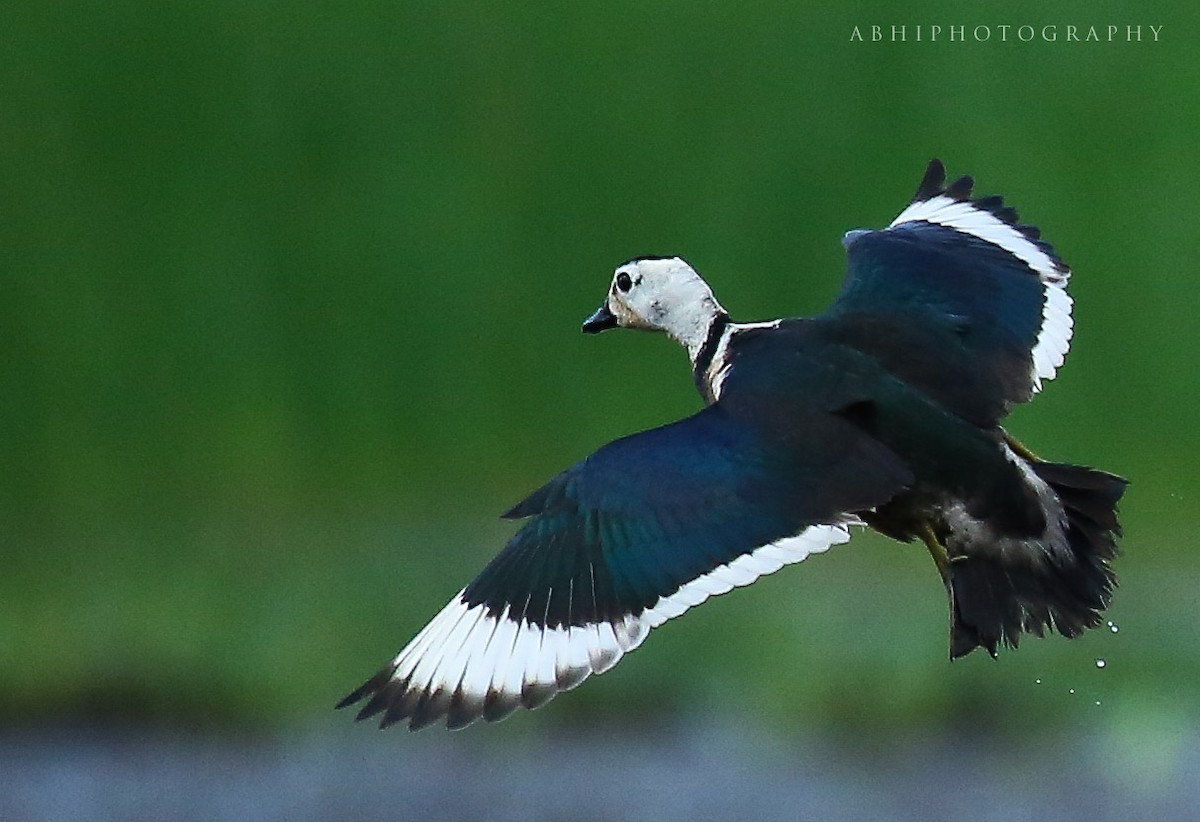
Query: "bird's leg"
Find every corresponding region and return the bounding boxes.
[1003,432,1040,462]
[919,522,973,657]
[919,521,954,590]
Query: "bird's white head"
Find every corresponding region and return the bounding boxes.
[582,256,726,360]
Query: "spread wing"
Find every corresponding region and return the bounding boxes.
[338,403,911,730]
[823,159,1072,427]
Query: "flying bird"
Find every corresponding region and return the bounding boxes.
[338,160,1127,731]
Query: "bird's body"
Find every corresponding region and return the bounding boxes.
[339,161,1126,730]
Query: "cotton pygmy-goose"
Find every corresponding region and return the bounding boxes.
[338,160,1126,731]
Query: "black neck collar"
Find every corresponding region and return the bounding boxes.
[693,311,730,378]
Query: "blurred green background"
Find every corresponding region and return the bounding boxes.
[4,0,1198,758]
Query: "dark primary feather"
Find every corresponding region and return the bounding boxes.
[913,158,949,200]
[910,159,1057,255]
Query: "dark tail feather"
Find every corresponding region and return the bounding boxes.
[949,462,1128,659]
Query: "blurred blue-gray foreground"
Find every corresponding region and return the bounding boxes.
[4,0,1199,817]
[4,721,1199,822]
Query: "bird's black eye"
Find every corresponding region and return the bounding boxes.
[616,272,633,292]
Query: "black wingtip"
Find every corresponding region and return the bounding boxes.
[913,158,975,207]
[914,158,946,201]
[335,668,392,713]
[945,174,975,201]
[904,160,1069,275]
[335,686,368,711]
[334,691,360,711]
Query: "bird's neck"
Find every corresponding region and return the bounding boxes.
[669,298,728,364]
[689,310,732,404]
[686,309,730,366]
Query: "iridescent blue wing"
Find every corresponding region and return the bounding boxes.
[824,159,1072,426]
[339,403,911,730]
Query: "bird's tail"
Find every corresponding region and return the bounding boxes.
[948,460,1128,659]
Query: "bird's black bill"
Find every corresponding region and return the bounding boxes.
[582,304,618,334]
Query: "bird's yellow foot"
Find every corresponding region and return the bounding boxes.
[918,522,953,590]
[1004,432,1041,462]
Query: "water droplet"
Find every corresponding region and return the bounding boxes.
[1096,658,1107,669]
